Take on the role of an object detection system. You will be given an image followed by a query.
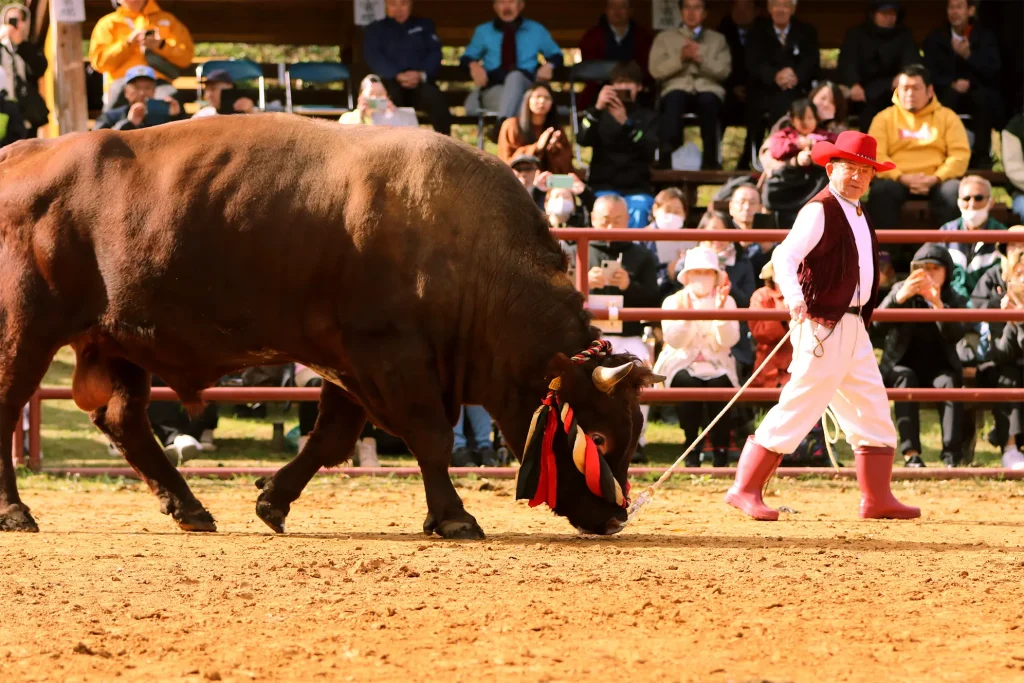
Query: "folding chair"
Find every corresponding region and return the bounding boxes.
[569,59,617,166]
[196,59,266,111]
[285,62,353,117]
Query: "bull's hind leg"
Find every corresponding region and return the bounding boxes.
[89,358,216,532]
[255,382,367,533]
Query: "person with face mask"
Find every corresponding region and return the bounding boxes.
[875,243,971,467]
[653,246,740,467]
[641,188,692,295]
[543,187,588,228]
[939,174,1008,295]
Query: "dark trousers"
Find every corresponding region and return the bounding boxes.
[936,85,1002,168]
[660,90,723,169]
[384,80,452,135]
[885,364,964,460]
[671,371,733,451]
[976,363,1024,449]
[147,377,218,447]
[866,178,961,270]
[298,377,374,440]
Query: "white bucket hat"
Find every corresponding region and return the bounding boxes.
[678,246,724,285]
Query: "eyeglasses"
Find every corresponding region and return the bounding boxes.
[960,194,988,202]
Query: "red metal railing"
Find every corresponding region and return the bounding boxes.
[14,227,1024,476]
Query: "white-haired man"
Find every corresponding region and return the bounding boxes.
[939,174,1009,294]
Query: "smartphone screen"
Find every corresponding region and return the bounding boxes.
[547,174,574,190]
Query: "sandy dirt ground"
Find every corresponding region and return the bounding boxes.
[1,475,1023,683]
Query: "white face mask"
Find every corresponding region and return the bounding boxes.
[654,212,684,230]
[961,208,988,228]
[688,273,717,298]
[547,198,575,220]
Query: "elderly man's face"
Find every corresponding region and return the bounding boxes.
[827,159,875,201]
[729,186,761,227]
[592,199,629,230]
[947,0,973,30]
[680,0,706,29]
[494,0,523,22]
[873,7,898,28]
[124,78,156,105]
[768,0,795,27]
[512,164,538,189]
[606,0,630,27]
[386,0,412,23]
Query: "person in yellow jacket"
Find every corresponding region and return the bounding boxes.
[89,0,194,108]
[864,63,971,268]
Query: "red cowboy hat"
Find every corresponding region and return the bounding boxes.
[811,130,896,172]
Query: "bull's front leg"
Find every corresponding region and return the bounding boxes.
[0,404,38,532]
[408,424,485,540]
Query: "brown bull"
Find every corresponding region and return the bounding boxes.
[0,114,658,538]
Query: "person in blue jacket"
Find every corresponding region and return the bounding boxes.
[363,0,451,135]
[459,0,563,123]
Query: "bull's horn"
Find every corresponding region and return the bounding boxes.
[592,362,634,393]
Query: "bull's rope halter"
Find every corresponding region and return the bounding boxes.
[515,339,630,511]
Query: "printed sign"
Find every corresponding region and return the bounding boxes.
[354,0,385,26]
[652,0,680,31]
[52,0,86,24]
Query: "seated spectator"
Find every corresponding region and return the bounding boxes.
[509,153,545,207]
[192,69,257,118]
[92,66,186,130]
[726,182,774,282]
[875,243,971,467]
[452,406,498,467]
[970,227,1024,469]
[578,0,653,110]
[1003,113,1024,221]
[460,0,562,124]
[866,64,970,268]
[562,194,660,460]
[809,81,849,134]
[0,88,26,148]
[641,187,693,294]
[649,0,732,170]
[148,376,217,466]
[578,61,659,227]
[923,0,1002,169]
[543,184,591,228]
[653,246,740,467]
[759,98,835,227]
[0,3,49,138]
[939,174,1008,294]
[497,83,572,173]
[744,0,820,160]
[719,0,762,170]
[89,0,194,110]
[339,74,406,125]
[364,0,451,136]
[838,0,920,133]
[293,364,379,466]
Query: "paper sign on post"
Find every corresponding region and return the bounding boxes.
[52,0,86,24]
[652,0,680,30]
[590,294,624,335]
[354,0,385,26]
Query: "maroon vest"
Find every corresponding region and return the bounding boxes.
[797,188,880,325]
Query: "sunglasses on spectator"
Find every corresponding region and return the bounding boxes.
[960,194,988,202]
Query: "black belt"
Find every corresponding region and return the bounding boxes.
[846,306,863,317]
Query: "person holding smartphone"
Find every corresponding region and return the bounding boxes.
[0,3,49,138]
[92,65,186,130]
[192,69,257,118]
[339,74,399,125]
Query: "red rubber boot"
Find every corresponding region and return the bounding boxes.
[855,446,921,519]
[724,437,783,521]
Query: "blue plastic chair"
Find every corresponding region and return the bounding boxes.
[285,62,353,116]
[196,59,266,110]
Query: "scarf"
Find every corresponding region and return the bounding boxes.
[515,340,630,510]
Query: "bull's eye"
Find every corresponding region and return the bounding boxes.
[591,434,606,447]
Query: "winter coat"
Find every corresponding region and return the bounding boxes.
[748,284,793,388]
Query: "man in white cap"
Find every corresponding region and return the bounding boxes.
[725,130,921,521]
[92,65,186,130]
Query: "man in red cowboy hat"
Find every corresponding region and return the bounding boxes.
[725,130,921,521]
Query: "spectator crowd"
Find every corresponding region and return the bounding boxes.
[1,0,1021,470]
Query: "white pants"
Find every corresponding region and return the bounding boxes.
[754,314,897,454]
[605,335,652,446]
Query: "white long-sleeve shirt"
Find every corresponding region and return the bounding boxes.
[771,186,874,309]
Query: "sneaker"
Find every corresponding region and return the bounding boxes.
[451,446,477,467]
[357,438,380,468]
[164,434,201,466]
[477,447,500,467]
[942,453,960,468]
[683,452,701,468]
[200,429,217,452]
[1002,446,1024,471]
[711,448,729,468]
[904,454,926,468]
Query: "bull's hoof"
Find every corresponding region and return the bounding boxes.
[0,503,39,532]
[423,512,438,536]
[256,497,289,534]
[434,518,486,540]
[172,502,217,533]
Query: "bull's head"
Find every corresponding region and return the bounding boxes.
[518,345,663,535]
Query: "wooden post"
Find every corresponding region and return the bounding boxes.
[43,0,88,136]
